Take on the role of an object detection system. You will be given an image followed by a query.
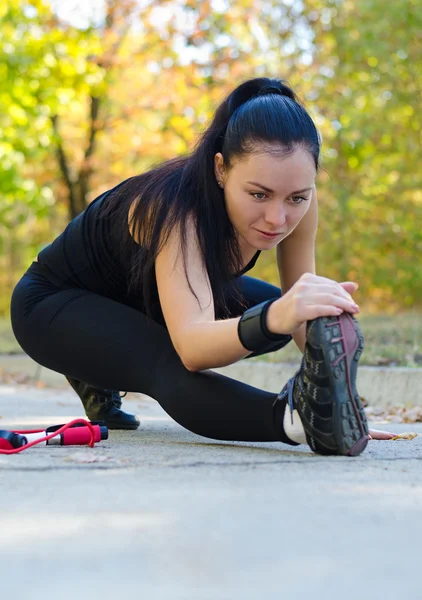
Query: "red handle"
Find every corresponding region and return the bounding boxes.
[61,425,102,445]
[0,438,14,450]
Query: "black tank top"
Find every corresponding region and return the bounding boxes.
[37,179,261,322]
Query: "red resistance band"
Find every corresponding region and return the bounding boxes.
[0,419,104,454]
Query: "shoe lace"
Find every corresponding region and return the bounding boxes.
[105,390,127,410]
[95,391,114,411]
[95,389,126,407]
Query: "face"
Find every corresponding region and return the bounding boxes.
[214,146,316,255]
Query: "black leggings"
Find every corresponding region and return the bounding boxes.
[10,262,296,445]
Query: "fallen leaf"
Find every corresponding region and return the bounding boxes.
[390,432,419,441]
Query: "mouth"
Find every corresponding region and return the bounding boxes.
[256,229,283,239]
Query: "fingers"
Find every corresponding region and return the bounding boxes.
[339,281,359,291]
[368,428,398,440]
[339,281,359,290]
[294,274,361,324]
[302,305,349,321]
[306,274,358,291]
[303,275,359,303]
[300,279,357,302]
[317,293,359,313]
[305,292,359,315]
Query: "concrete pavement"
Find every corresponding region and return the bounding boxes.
[1,382,422,599]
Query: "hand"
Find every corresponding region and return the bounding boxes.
[266,273,360,336]
[368,428,398,440]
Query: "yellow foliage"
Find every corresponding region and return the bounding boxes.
[1,0,421,315]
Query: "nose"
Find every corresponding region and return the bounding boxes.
[264,203,287,229]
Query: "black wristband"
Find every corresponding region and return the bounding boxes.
[238,298,287,353]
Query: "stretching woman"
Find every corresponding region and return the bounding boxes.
[10,77,394,455]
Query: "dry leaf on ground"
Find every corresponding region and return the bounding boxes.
[390,432,419,441]
[365,405,422,424]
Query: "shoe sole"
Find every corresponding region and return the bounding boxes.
[87,417,140,431]
[308,313,369,456]
[105,421,140,431]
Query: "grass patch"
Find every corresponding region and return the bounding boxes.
[1,312,422,367]
[255,312,422,367]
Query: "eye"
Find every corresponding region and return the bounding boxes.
[291,196,308,204]
[250,192,267,201]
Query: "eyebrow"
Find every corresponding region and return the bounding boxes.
[246,181,314,195]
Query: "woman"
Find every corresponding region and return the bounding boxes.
[10,77,395,455]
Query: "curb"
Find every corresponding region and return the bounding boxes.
[1,353,422,407]
[213,362,422,407]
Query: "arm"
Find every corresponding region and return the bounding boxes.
[155,216,252,372]
[276,186,318,353]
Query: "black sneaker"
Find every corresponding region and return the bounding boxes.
[276,313,369,456]
[65,376,140,430]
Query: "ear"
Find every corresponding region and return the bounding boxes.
[214,152,225,185]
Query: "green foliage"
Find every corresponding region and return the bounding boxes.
[306,0,422,309]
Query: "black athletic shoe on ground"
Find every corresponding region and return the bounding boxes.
[65,376,140,430]
[276,312,369,456]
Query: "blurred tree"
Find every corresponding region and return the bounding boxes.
[0,0,57,295]
[302,0,422,309]
[0,0,420,315]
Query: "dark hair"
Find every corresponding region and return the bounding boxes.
[98,76,321,321]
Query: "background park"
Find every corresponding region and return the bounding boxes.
[1,2,422,597]
[0,0,421,367]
